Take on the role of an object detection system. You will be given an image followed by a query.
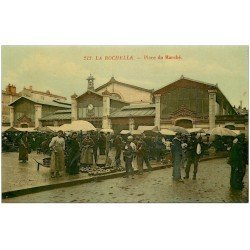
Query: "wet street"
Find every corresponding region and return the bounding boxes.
[3,158,248,203]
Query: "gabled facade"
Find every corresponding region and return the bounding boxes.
[154,76,240,130]
[95,76,154,104]
[9,96,70,128]
[71,89,129,129]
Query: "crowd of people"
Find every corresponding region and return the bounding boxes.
[1,129,248,191]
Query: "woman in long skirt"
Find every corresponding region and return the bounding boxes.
[49,130,65,178]
[80,134,94,167]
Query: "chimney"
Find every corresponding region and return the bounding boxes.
[240,100,242,109]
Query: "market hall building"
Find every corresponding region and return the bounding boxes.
[8,74,247,134]
[153,76,248,134]
[69,75,155,131]
[8,96,71,128]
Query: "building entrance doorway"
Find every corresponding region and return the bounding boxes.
[175,119,193,128]
[20,123,29,128]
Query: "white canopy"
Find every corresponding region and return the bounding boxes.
[233,130,242,135]
[35,126,55,132]
[208,127,237,137]
[131,130,144,135]
[47,126,61,132]
[187,128,205,133]
[160,129,176,136]
[137,126,158,131]
[16,127,36,132]
[120,130,131,135]
[59,120,96,132]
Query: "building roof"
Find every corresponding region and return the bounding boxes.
[95,77,154,93]
[54,109,71,114]
[121,103,155,110]
[154,75,217,95]
[110,104,155,118]
[2,90,21,97]
[234,107,248,115]
[40,112,71,121]
[154,75,237,115]
[22,87,67,100]
[76,89,129,104]
[9,96,71,109]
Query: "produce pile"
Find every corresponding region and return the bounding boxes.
[80,165,125,176]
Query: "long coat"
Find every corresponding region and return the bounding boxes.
[171,137,182,180]
[80,137,94,165]
[49,136,65,173]
[229,140,247,190]
[19,137,29,161]
[67,138,80,174]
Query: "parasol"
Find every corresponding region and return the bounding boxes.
[120,130,131,135]
[160,129,176,136]
[169,126,189,135]
[187,128,205,134]
[208,127,237,137]
[59,120,96,132]
[131,130,144,135]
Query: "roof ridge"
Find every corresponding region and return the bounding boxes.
[76,89,129,104]
[154,75,217,94]
[95,77,154,93]
[9,96,71,108]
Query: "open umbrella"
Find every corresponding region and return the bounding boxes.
[59,120,96,132]
[131,130,144,135]
[35,126,54,132]
[47,126,61,132]
[187,128,205,134]
[169,126,189,135]
[160,129,176,136]
[120,130,131,135]
[137,125,158,131]
[208,127,237,137]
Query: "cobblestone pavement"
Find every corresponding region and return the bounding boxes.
[3,158,248,203]
[2,149,156,193]
[2,151,90,193]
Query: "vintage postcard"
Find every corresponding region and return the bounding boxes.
[1,45,248,203]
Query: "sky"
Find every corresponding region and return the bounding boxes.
[1,45,249,108]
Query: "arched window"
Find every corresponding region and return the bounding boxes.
[175,119,193,128]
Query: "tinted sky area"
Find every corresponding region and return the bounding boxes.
[2,46,249,108]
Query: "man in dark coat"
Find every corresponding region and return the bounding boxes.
[123,140,134,178]
[142,135,153,170]
[98,132,106,155]
[184,133,202,180]
[19,132,29,163]
[171,132,183,182]
[66,132,80,175]
[114,134,123,168]
[155,134,165,162]
[91,131,99,164]
[229,134,248,191]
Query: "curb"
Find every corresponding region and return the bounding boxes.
[2,155,227,199]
